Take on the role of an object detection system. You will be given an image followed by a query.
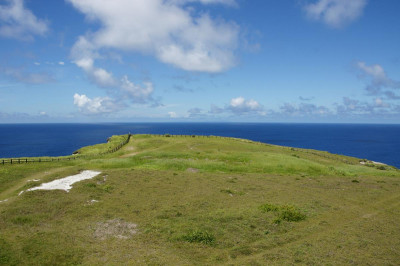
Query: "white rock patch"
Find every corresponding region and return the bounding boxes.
[26,170,101,193]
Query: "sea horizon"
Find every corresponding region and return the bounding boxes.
[1,123,399,168]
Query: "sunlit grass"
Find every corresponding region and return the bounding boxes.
[0,134,399,265]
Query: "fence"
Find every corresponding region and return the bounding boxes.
[1,134,131,166]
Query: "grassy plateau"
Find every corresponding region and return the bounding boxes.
[0,134,399,265]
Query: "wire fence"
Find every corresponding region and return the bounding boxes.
[1,134,131,166]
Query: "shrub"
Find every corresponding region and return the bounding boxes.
[376,165,386,170]
[165,134,171,137]
[102,185,114,193]
[278,205,306,222]
[181,230,215,245]
[260,203,306,223]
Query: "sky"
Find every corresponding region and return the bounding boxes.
[0,0,399,123]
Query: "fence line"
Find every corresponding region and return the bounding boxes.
[1,134,131,166]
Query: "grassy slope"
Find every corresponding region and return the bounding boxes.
[0,134,399,265]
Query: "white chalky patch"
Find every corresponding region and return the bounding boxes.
[26,170,101,192]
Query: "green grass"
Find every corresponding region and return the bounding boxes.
[0,134,399,265]
[75,134,129,155]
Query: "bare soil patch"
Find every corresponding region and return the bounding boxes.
[186,168,199,173]
[94,219,138,240]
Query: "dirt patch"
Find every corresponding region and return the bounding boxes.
[94,219,138,240]
[360,161,387,165]
[362,213,376,219]
[186,168,199,173]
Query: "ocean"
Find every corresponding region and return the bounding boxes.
[0,123,399,168]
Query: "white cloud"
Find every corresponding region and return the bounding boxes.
[0,0,48,40]
[357,62,387,83]
[168,111,178,118]
[304,0,367,28]
[67,0,238,73]
[58,61,65,65]
[356,61,400,97]
[73,93,122,115]
[120,76,154,103]
[71,36,118,88]
[229,96,262,113]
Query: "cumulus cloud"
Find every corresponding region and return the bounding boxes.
[207,96,264,117]
[229,96,262,113]
[0,0,48,40]
[67,0,238,73]
[73,93,122,115]
[356,61,400,98]
[304,0,367,28]
[120,76,154,104]
[168,111,178,118]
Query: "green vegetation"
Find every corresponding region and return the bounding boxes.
[74,134,130,155]
[180,230,216,245]
[260,203,307,223]
[0,134,399,265]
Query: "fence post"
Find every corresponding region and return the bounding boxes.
[11,159,12,164]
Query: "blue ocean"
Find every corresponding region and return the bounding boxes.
[0,123,399,168]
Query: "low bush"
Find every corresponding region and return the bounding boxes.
[260,203,306,223]
[278,205,306,222]
[180,230,215,245]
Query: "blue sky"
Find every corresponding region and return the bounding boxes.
[0,0,399,123]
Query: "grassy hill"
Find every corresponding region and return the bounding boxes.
[0,134,399,265]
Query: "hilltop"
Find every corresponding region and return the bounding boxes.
[0,134,399,265]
